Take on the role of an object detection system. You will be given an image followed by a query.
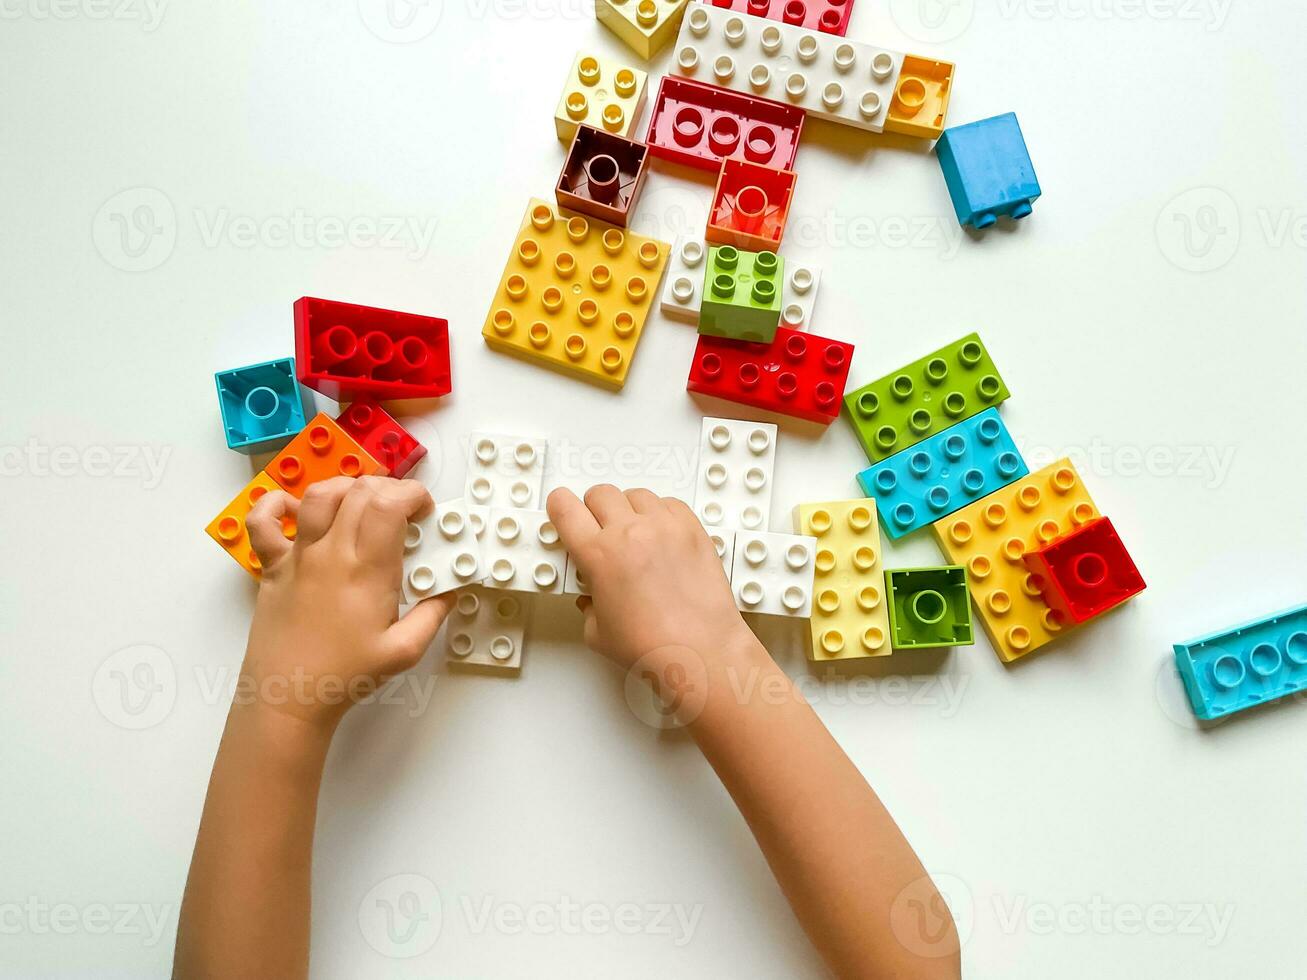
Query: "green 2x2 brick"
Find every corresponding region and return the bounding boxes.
[885,567,974,650]
[698,245,784,344]
[843,333,1010,464]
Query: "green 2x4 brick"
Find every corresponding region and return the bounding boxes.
[885,567,974,650]
[698,245,784,344]
[843,333,1009,464]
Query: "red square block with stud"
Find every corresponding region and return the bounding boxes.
[556,124,650,228]
[644,76,804,173]
[294,297,452,402]
[701,0,855,35]
[265,412,387,497]
[706,158,796,253]
[334,402,427,479]
[1022,516,1145,626]
[688,326,853,425]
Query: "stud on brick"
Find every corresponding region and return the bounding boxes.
[265,412,387,497]
[555,51,649,144]
[205,472,296,577]
[482,509,567,595]
[698,245,784,344]
[595,0,690,60]
[796,499,891,661]
[335,402,426,479]
[731,529,817,617]
[401,498,486,604]
[444,586,531,674]
[693,416,777,531]
[698,0,856,36]
[1022,516,1145,626]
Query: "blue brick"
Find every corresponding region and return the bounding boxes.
[215,358,312,454]
[856,408,1027,540]
[935,112,1040,230]
[1174,604,1307,721]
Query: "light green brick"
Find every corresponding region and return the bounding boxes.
[697,245,783,343]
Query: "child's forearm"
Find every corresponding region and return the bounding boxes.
[682,636,960,980]
[174,701,334,980]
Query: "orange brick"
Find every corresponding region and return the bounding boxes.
[205,472,297,577]
[265,413,387,496]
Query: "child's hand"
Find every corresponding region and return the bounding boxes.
[241,476,451,728]
[546,486,752,670]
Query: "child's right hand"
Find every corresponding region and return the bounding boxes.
[546,486,754,671]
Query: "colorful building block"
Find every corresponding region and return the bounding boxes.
[672,4,904,133]
[779,261,821,331]
[1022,516,1145,626]
[482,508,567,595]
[644,75,803,173]
[556,125,650,228]
[688,326,853,425]
[932,459,1099,662]
[205,472,296,578]
[401,497,486,605]
[884,55,953,140]
[659,234,708,322]
[1174,604,1307,721]
[795,500,891,661]
[596,0,690,59]
[844,332,1010,465]
[707,157,796,253]
[856,408,1028,539]
[555,52,648,144]
[885,567,974,649]
[293,297,452,402]
[443,586,530,674]
[693,416,777,531]
[731,529,817,617]
[335,402,426,479]
[214,358,311,455]
[699,245,784,343]
[694,0,855,35]
[264,412,387,497]
[465,433,548,511]
[482,199,669,391]
[935,112,1040,230]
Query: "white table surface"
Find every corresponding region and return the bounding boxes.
[3,1,1306,977]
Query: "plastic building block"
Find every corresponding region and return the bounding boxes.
[699,245,784,343]
[856,408,1028,540]
[795,500,891,661]
[935,113,1040,230]
[731,529,817,617]
[556,125,650,228]
[1022,516,1145,626]
[335,402,426,479]
[465,433,548,511]
[693,416,777,531]
[705,525,737,579]
[293,297,452,402]
[672,4,904,133]
[482,199,670,391]
[482,508,567,595]
[555,52,649,144]
[596,0,690,59]
[205,472,296,578]
[932,459,1099,662]
[844,332,1010,465]
[214,358,311,455]
[884,55,953,140]
[644,75,803,173]
[697,0,855,35]
[688,326,853,425]
[778,261,821,331]
[1173,604,1307,721]
[884,567,974,649]
[264,412,387,497]
[707,157,796,253]
[443,586,530,674]
[400,497,486,604]
[660,235,708,323]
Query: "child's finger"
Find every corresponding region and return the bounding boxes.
[353,479,434,567]
[547,487,601,549]
[382,593,452,670]
[624,488,662,514]
[246,490,299,568]
[295,476,358,545]
[583,484,635,528]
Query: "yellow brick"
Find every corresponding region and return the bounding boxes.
[483,199,669,391]
[205,472,296,578]
[554,51,648,144]
[795,499,892,662]
[884,55,954,141]
[595,0,690,60]
[931,459,1099,662]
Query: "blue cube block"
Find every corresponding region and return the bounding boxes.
[856,408,1027,540]
[1174,605,1307,721]
[935,112,1040,230]
[215,358,312,454]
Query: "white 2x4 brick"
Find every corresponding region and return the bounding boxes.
[731,529,817,617]
[483,508,567,595]
[401,497,485,604]
[693,416,777,532]
[443,586,530,673]
[672,4,904,133]
[660,234,707,323]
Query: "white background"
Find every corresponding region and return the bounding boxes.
[2,0,1306,977]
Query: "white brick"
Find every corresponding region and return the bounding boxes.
[443,586,530,673]
[693,416,777,532]
[731,529,817,617]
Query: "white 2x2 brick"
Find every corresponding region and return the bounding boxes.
[731,529,817,617]
[443,585,530,673]
[483,508,567,595]
[465,433,548,510]
[401,497,485,604]
[693,416,777,532]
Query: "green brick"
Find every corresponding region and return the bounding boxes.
[843,333,1010,464]
[698,245,783,343]
[885,566,974,650]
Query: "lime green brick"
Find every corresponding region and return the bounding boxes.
[885,566,974,650]
[843,332,1010,464]
[698,245,783,343]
